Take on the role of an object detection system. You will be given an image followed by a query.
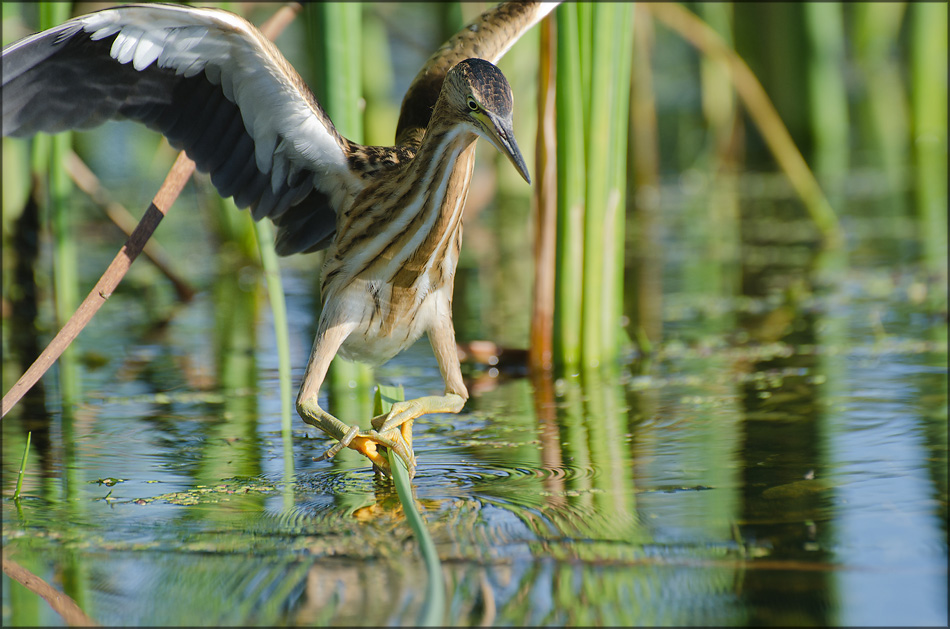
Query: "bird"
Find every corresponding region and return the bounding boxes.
[2,2,560,478]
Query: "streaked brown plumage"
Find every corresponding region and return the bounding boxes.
[2,1,560,477]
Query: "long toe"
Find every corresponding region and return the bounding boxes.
[313,424,360,462]
[350,429,416,479]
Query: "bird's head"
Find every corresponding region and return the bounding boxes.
[445,58,531,184]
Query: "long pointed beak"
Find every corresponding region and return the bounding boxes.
[478,112,531,184]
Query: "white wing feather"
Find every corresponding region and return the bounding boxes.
[72,5,358,199]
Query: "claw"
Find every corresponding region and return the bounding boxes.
[313,424,359,462]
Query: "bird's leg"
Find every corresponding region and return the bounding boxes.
[296,318,416,476]
[371,316,470,438]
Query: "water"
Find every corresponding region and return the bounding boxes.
[2,165,946,626]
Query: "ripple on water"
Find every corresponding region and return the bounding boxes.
[418,451,603,487]
[416,456,641,543]
[249,454,641,559]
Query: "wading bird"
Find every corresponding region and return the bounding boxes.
[2,2,558,477]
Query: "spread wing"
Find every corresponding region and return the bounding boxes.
[2,3,362,255]
[395,1,561,147]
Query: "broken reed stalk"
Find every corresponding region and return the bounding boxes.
[65,150,195,302]
[0,3,303,420]
[1,151,194,418]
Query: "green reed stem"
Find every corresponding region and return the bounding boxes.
[851,3,909,201]
[48,90,94,615]
[553,3,585,370]
[803,3,849,182]
[576,3,593,124]
[253,221,293,442]
[13,432,32,500]
[580,4,608,369]
[909,2,948,275]
[603,3,634,362]
[309,3,363,139]
[555,3,633,370]
[376,385,445,627]
[696,3,736,160]
[258,217,296,505]
[51,131,80,404]
[39,3,80,404]
[360,9,397,146]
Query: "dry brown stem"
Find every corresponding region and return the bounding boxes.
[2,554,99,626]
[528,13,557,375]
[645,3,843,248]
[65,150,196,302]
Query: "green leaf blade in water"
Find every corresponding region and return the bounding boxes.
[14,431,31,500]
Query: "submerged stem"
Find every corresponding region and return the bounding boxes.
[375,385,445,627]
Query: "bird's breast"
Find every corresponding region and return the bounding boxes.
[333,278,452,366]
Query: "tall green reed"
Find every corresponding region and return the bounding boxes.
[851,4,909,198]
[803,3,850,186]
[554,3,635,371]
[693,4,741,306]
[41,2,92,599]
[697,3,738,167]
[553,4,585,369]
[33,20,88,613]
[909,2,948,278]
[37,3,80,406]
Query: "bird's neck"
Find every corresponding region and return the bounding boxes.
[382,119,477,288]
[324,116,478,303]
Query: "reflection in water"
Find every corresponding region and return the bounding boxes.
[201,256,264,486]
[738,298,835,623]
[3,279,947,625]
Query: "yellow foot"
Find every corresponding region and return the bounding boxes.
[298,397,436,479]
[313,422,417,478]
[370,393,466,435]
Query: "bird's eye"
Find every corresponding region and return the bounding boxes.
[467,98,478,111]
